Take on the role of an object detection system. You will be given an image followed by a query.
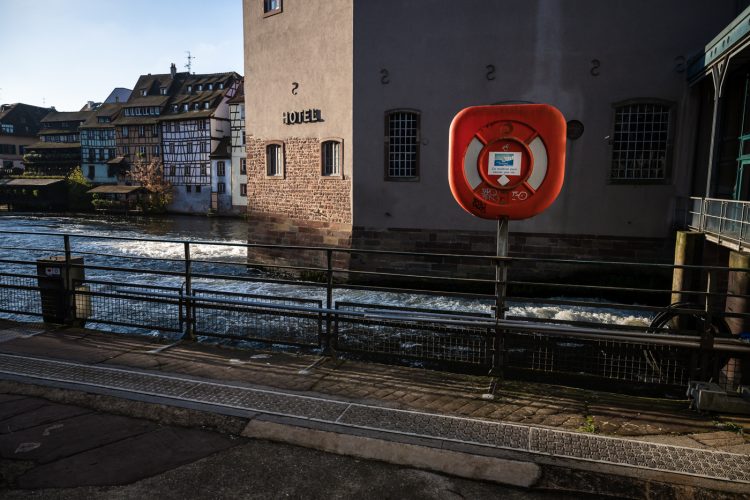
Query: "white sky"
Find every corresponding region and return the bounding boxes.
[0,0,244,111]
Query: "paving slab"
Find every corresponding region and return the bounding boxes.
[0,397,47,422]
[17,426,238,489]
[0,394,27,404]
[0,402,90,435]
[0,411,157,463]
[0,330,147,364]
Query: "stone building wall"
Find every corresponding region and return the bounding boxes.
[246,137,352,225]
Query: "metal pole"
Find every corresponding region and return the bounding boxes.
[183,241,194,340]
[705,70,725,198]
[491,217,509,376]
[63,234,72,323]
[325,248,335,355]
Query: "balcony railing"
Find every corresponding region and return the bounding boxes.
[688,197,750,251]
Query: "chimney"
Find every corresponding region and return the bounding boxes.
[170,63,176,77]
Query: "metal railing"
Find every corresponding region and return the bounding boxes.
[688,196,750,250]
[0,228,749,393]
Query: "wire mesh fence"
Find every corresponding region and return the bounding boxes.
[334,302,492,366]
[505,332,694,387]
[0,272,43,318]
[73,280,183,334]
[192,288,323,346]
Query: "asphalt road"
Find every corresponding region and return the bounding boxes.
[0,393,579,499]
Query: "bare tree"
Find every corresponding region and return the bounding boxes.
[126,158,173,212]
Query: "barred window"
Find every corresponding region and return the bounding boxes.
[385,110,420,180]
[217,182,226,194]
[610,101,672,182]
[321,140,341,176]
[217,161,226,177]
[266,143,283,177]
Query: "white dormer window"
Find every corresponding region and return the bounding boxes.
[219,82,224,89]
[197,84,203,91]
[204,102,210,109]
[140,89,147,97]
[208,83,213,90]
[187,85,192,92]
[160,87,167,95]
[182,104,189,112]
[173,104,178,112]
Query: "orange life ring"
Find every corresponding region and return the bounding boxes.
[449,104,566,220]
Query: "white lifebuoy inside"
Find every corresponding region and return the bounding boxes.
[527,136,548,191]
[463,134,549,192]
[464,137,484,189]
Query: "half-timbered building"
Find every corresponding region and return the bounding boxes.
[23,109,93,176]
[80,103,124,184]
[0,103,51,175]
[160,72,240,213]
[113,65,185,170]
[228,84,247,213]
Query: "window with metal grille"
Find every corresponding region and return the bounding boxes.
[240,183,247,196]
[217,161,226,177]
[321,140,341,176]
[240,158,247,175]
[385,110,420,180]
[266,143,283,176]
[217,182,226,194]
[610,101,672,182]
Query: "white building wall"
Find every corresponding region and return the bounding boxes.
[230,102,247,210]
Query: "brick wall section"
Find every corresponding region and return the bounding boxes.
[246,213,353,271]
[246,137,352,225]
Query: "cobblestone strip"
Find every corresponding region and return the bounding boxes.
[530,425,750,483]
[0,353,749,483]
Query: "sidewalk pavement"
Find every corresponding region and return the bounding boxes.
[0,319,748,498]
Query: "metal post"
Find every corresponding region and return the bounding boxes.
[183,241,194,340]
[324,248,335,355]
[63,234,72,323]
[740,203,747,248]
[705,68,725,198]
[491,217,509,376]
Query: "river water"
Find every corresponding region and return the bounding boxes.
[0,214,652,331]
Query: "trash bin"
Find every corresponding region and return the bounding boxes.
[36,256,85,325]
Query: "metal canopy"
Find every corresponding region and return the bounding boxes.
[688,5,750,82]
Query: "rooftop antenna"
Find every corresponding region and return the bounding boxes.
[185,51,195,74]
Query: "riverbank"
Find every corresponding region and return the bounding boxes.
[0,319,748,497]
